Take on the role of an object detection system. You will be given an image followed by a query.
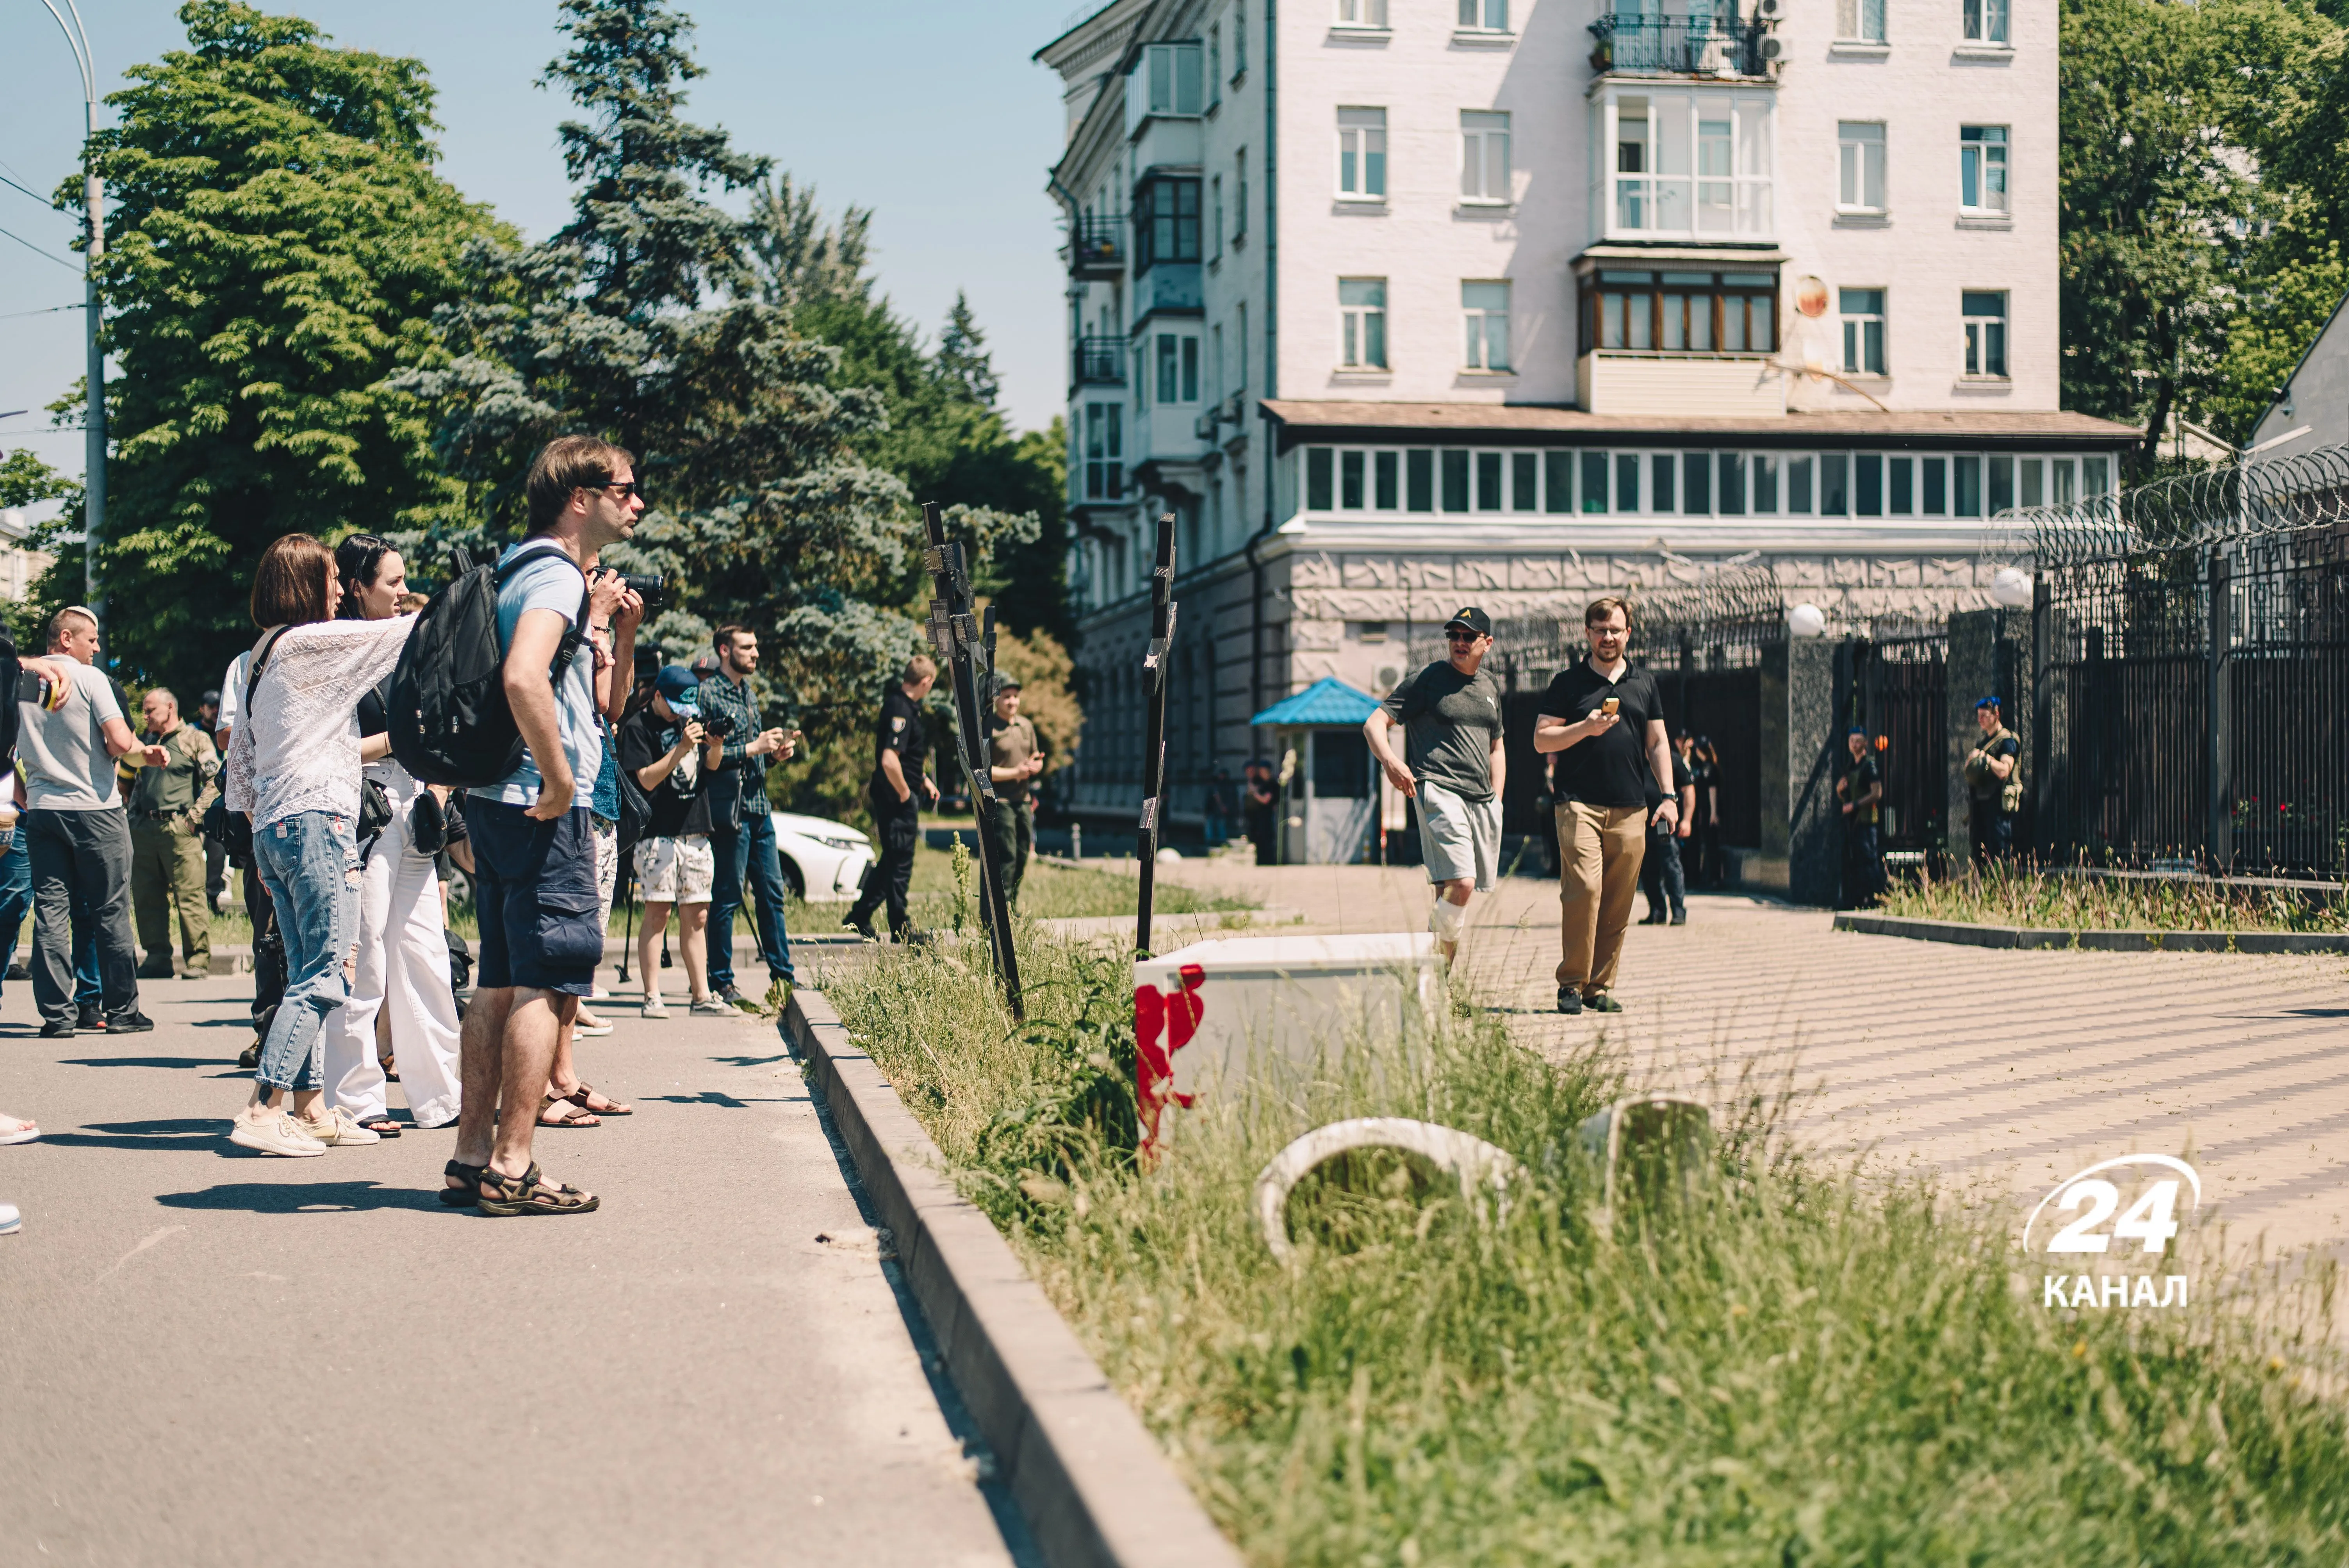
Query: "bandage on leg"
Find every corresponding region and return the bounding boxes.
[1430,897,1469,943]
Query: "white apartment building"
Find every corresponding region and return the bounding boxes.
[1037,0,2132,827]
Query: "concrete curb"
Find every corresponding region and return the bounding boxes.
[1833,912,2349,954]
[782,989,1244,1568]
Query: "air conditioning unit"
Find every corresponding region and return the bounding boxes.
[1759,34,1785,58]
[1756,0,1782,17]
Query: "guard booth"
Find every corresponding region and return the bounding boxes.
[1250,677,1379,864]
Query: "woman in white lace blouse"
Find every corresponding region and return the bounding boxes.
[223,535,417,1158]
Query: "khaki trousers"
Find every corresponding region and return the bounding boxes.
[1555,802,1648,994]
[130,818,211,975]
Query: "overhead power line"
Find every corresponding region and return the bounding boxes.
[0,222,81,274]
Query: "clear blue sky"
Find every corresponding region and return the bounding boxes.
[0,0,1082,504]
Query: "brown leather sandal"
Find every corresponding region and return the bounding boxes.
[560,1082,632,1116]
[475,1162,599,1217]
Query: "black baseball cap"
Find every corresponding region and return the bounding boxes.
[1443,606,1492,638]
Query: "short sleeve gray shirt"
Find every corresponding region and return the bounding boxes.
[1379,661,1504,803]
[20,662,124,811]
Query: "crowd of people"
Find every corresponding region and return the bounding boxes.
[1,435,804,1226]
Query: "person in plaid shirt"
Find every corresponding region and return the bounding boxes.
[699,626,797,1008]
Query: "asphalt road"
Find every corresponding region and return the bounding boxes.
[0,971,1030,1568]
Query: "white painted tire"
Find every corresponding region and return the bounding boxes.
[1253,1117,1523,1263]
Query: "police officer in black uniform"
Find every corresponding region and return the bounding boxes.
[845,654,939,941]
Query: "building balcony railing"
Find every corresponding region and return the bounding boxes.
[1069,215,1127,278]
[1589,14,1773,77]
[1075,334,1127,386]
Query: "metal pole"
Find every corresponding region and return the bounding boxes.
[919,501,1023,1018]
[1134,513,1177,957]
[39,0,103,609]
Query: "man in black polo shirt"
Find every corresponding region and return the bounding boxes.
[844,655,939,942]
[1533,595,1680,1015]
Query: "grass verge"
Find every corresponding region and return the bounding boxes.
[1878,863,2349,934]
[825,930,2349,1564]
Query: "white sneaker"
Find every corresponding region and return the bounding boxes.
[574,1010,615,1037]
[688,996,733,1017]
[0,1202,20,1235]
[297,1106,380,1147]
[228,1109,326,1158]
[640,998,670,1019]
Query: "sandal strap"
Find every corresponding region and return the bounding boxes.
[444,1158,487,1180]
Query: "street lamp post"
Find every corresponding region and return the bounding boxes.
[39,0,103,610]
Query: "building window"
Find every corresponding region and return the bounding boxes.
[1306,448,1334,510]
[1208,23,1221,99]
[1583,270,1777,355]
[1962,290,2007,378]
[1375,450,1399,508]
[1157,333,1199,402]
[1135,178,1201,270]
[1212,323,1224,401]
[1211,174,1224,257]
[1751,453,1779,512]
[1461,111,1511,203]
[1463,281,1511,371]
[1963,0,2008,43]
[1458,0,1508,30]
[1839,288,1886,375]
[1960,125,2009,213]
[1605,91,1773,240]
[1338,0,1388,25]
[1234,150,1249,241]
[1340,278,1388,368]
[1234,0,1247,72]
[1341,449,1367,508]
[1337,107,1387,200]
[1237,301,1248,388]
[1084,404,1123,500]
[1836,0,1886,41]
[1544,452,1573,512]
[1142,44,1205,116]
[1408,448,1435,510]
[1838,122,1885,212]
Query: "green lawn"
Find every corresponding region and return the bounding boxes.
[1878,863,2349,933]
[827,930,2349,1565]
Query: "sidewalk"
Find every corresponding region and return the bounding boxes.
[0,975,1028,1567]
[1144,857,2349,1259]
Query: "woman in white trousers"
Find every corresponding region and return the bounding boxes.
[323,537,463,1133]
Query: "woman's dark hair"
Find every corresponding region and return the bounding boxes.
[334,534,393,620]
[251,535,336,628]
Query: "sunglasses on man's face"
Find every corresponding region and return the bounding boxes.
[1445,631,1481,644]
[597,479,643,500]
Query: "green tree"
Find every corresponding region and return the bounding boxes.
[402,0,1036,821]
[59,0,501,691]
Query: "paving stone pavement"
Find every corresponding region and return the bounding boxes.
[0,972,1030,1568]
[1142,856,2349,1260]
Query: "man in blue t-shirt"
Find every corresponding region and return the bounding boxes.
[451,435,644,1217]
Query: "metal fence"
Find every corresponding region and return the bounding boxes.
[2026,445,2349,878]
[1855,624,1949,854]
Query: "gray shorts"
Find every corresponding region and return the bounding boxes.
[1415,779,1501,891]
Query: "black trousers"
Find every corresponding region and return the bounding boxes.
[850,794,920,936]
[26,807,141,1025]
[1841,820,1884,907]
[1640,830,1686,918]
[244,861,286,1029]
[1969,808,2014,866]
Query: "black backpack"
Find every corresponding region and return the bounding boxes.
[387,545,590,789]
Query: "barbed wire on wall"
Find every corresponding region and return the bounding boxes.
[2006,443,2349,567]
[1404,561,1788,676]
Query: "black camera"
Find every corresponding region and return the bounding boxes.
[700,711,736,741]
[620,572,664,608]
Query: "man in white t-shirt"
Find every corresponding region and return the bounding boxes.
[18,607,168,1039]
[450,435,643,1217]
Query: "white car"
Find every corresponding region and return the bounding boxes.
[772,811,874,902]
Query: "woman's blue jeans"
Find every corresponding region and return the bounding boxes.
[253,811,358,1093]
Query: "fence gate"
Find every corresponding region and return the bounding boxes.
[1857,629,1948,855]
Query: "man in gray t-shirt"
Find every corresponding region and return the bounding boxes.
[17,607,167,1036]
[1364,606,1508,962]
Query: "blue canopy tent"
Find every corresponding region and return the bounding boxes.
[1251,677,1382,864]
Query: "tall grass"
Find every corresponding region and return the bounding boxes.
[826,933,2349,1564]
[1880,862,2349,934]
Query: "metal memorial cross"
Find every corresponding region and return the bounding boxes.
[1135,513,1178,958]
[919,501,1025,1018]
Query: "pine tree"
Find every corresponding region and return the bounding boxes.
[57,0,499,691]
[400,0,1035,817]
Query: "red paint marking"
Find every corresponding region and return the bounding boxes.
[1134,965,1206,1151]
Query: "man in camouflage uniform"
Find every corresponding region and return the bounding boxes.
[128,688,219,978]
